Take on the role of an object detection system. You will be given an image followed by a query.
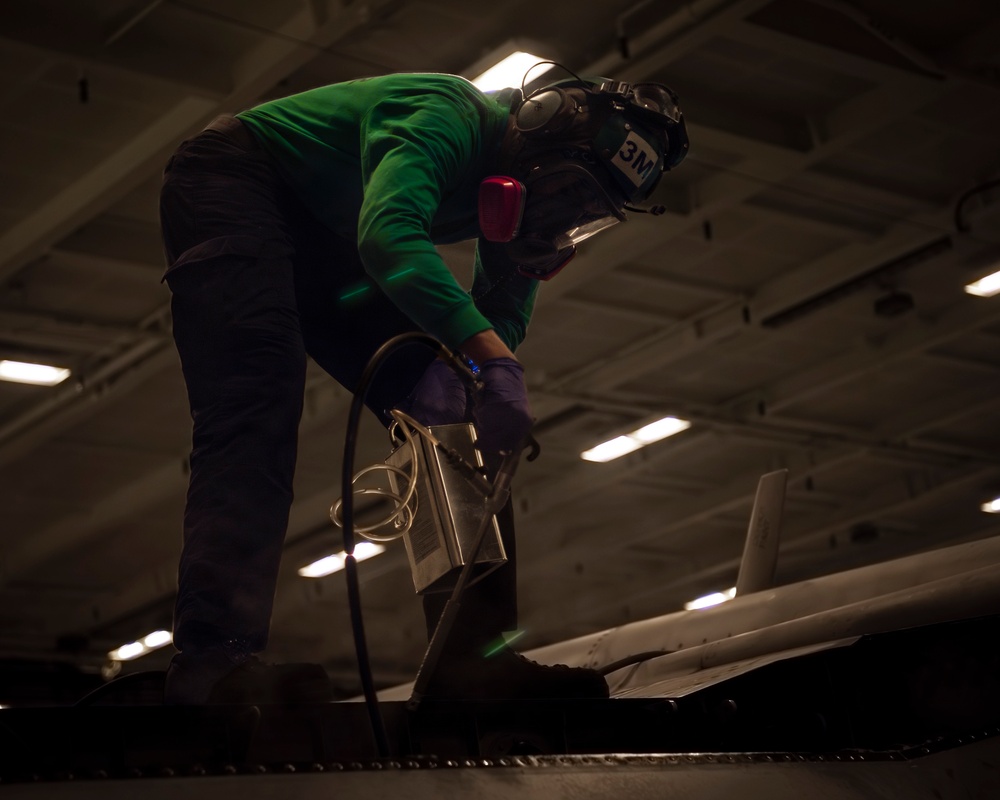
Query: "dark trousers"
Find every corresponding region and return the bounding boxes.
[160,118,516,663]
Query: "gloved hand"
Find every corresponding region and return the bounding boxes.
[473,358,534,459]
[399,358,471,426]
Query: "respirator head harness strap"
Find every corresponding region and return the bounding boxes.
[479,65,689,280]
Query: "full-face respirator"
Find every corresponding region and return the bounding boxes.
[478,77,689,280]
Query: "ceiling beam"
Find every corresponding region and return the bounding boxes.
[543,297,750,394]
[683,90,818,153]
[608,264,737,301]
[726,14,946,85]
[554,294,680,328]
[0,28,229,99]
[741,297,1000,418]
[588,0,777,81]
[47,248,163,281]
[0,308,164,352]
[0,96,217,285]
[743,196,886,241]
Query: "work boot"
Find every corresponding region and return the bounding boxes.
[165,650,334,705]
[425,643,609,701]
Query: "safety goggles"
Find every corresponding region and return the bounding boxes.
[596,80,682,125]
[630,83,682,124]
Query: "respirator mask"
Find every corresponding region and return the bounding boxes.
[478,74,689,280]
[479,159,627,279]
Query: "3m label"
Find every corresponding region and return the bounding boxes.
[611,131,658,187]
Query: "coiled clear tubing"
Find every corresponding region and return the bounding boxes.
[330,410,429,543]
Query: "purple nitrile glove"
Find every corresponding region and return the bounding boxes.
[399,358,472,426]
[473,357,534,458]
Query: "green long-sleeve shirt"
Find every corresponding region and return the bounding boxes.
[237,73,538,351]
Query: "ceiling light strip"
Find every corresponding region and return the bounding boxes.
[470,51,554,92]
[108,629,173,662]
[298,541,386,578]
[0,360,71,386]
[581,416,691,462]
[964,269,1000,298]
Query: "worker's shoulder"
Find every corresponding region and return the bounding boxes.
[348,72,477,91]
[340,72,501,108]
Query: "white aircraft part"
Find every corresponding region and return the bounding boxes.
[609,638,858,698]
[610,560,1000,697]
[735,469,786,596]
[529,536,1000,680]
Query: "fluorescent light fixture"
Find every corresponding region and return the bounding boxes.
[965,269,1000,297]
[298,541,386,578]
[471,51,554,92]
[108,629,173,662]
[581,416,691,462]
[0,359,70,386]
[981,496,1000,514]
[684,587,737,611]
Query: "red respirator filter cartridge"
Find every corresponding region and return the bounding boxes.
[478,176,526,242]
